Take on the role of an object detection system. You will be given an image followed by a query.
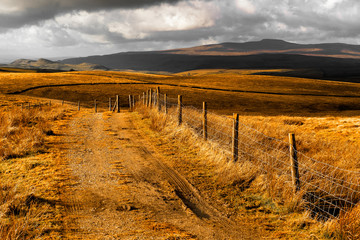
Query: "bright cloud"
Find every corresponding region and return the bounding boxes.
[1,0,360,62]
[235,0,256,14]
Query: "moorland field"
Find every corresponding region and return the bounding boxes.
[2,68,360,116]
[2,68,360,239]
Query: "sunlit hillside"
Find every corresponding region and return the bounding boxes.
[2,68,360,238]
[2,68,360,116]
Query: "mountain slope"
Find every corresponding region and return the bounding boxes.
[163,39,360,58]
[60,39,360,77]
[61,52,360,77]
[8,58,109,71]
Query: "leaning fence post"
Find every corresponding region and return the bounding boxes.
[116,95,120,113]
[203,102,208,141]
[94,100,97,113]
[149,89,153,108]
[178,95,182,126]
[157,87,161,111]
[289,133,300,192]
[232,113,239,162]
[164,94,167,114]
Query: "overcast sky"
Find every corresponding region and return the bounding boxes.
[0,0,359,63]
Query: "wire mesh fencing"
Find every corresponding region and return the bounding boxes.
[135,89,360,221]
[30,90,359,221]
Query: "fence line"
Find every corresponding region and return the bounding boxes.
[137,87,360,221]
[8,90,360,221]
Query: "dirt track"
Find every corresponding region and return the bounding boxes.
[62,110,259,239]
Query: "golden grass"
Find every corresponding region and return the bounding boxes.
[135,100,360,239]
[2,69,360,116]
[0,67,37,73]
[0,95,73,239]
[0,70,166,94]
[324,206,360,239]
[133,105,326,238]
[3,68,360,238]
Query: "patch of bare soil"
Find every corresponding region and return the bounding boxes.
[62,110,259,239]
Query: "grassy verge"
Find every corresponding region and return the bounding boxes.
[0,96,75,239]
[131,106,332,239]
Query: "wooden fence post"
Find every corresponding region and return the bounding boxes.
[147,89,149,107]
[94,100,97,113]
[146,90,149,107]
[153,90,156,107]
[203,102,208,141]
[129,95,132,111]
[154,88,157,106]
[116,95,120,113]
[232,113,239,162]
[178,95,182,126]
[289,133,300,192]
[143,92,146,105]
[132,95,135,109]
[62,100,64,105]
[109,98,112,111]
[157,87,161,111]
[149,89,153,108]
[78,101,80,111]
[164,94,167,114]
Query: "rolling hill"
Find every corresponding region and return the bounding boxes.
[5,58,109,72]
[60,39,360,78]
[163,39,360,58]
[5,39,360,78]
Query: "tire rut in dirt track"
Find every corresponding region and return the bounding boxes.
[65,110,257,239]
[112,113,258,239]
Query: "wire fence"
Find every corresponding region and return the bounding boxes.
[9,91,360,221]
[136,89,360,221]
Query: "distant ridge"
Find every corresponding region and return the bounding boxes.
[7,58,109,71]
[60,39,360,78]
[5,39,360,78]
[162,39,360,58]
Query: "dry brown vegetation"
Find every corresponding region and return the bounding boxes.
[2,68,360,238]
[133,105,321,238]
[0,95,74,239]
[0,106,56,160]
[135,97,360,239]
[2,69,360,116]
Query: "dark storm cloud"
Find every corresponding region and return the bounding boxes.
[0,0,183,29]
[209,0,360,43]
[2,0,360,63]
